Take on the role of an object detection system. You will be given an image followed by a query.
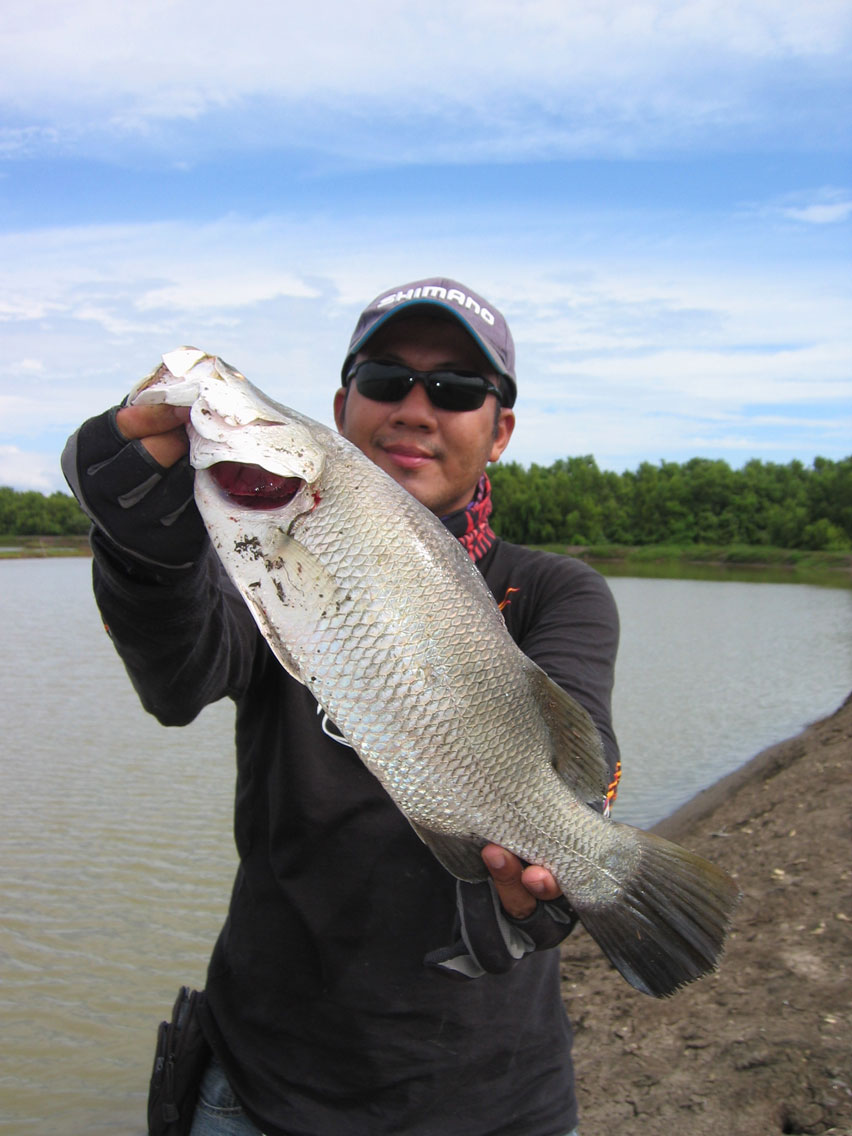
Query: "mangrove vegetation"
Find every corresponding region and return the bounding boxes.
[488,455,851,550]
[1,456,850,561]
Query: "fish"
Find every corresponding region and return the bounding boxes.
[129,346,739,998]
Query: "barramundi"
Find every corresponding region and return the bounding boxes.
[130,347,739,998]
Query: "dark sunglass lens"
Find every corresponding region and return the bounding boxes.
[427,373,489,411]
[353,364,413,403]
[349,362,498,410]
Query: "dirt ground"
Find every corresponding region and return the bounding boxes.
[564,691,852,1136]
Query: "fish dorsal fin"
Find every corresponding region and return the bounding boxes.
[408,821,490,883]
[524,660,610,805]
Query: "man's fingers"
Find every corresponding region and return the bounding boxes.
[116,405,190,468]
[481,844,561,919]
[519,865,561,903]
[140,426,192,468]
[116,403,190,440]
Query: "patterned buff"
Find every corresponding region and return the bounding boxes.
[441,475,497,562]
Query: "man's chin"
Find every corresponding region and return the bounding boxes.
[374,459,440,512]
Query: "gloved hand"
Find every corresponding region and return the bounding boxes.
[61,405,208,571]
[424,879,577,979]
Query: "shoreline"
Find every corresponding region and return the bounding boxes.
[567,690,852,1135]
[2,535,850,582]
[650,692,852,840]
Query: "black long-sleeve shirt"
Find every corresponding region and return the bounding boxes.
[91,529,618,1136]
[66,406,619,1136]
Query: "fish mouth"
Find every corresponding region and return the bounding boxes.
[209,462,304,510]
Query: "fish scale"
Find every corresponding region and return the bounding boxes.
[287,458,534,826]
[129,348,740,998]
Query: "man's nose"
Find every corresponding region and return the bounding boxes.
[391,378,438,423]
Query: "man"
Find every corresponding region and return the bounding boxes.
[62,277,619,1136]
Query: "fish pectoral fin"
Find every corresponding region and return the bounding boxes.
[525,661,610,805]
[230,532,339,686]
[270,530,344,612]
[267,638,304,684]
[409,822,489,883]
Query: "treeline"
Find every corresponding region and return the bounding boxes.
[2,455,851,549]
[489,456,852,550]
[0,487,90,536]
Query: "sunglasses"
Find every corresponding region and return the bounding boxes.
[346,360,504,412]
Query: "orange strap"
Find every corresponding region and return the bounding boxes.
[603,760,621,817]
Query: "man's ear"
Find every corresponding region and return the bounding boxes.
[333,387,347,434]
[489,409,515,463]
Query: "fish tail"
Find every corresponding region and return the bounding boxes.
[572,829,740,998]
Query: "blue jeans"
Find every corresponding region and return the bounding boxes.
[188,1055,579,1136]
[189,1057,263,1136]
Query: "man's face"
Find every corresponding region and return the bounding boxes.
[333,314,515,516]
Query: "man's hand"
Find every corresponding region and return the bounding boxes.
[62,402,206,572]
[115,404,190,468]
[481,843,562,918]
[423,845,574,978]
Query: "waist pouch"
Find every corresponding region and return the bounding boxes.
[148,986,211,1136]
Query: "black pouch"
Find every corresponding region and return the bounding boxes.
[147,986,211,1136]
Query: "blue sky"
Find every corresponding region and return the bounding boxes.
[1,0,850,491]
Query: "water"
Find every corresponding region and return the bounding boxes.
[2,559,851,1135]
[2,560,236,1135]
[606,576,852,826]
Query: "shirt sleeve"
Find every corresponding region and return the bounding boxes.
[62,410,259,725]
[492,545,621,777]
[91,532,259,725]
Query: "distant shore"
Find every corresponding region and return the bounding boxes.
[0,534,92,557]
[3,534,850,587]
[556,543,852,588]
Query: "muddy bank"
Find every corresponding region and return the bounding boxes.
[565,692,852,1136]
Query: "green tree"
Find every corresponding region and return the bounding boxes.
[488,454,851,550]
[0,487,89,536]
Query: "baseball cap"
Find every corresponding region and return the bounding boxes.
[342,277,517,407]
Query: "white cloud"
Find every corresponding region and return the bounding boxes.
[0,6,846,496]
[782,201,852,225]
[15,358,44,374]
[0,125,61,158]
[136,273,320,313]
[0,194,848,489]
[752,186,852,226]
[1,0,848,161]
[0,445,63,492]
[5,0,847,97]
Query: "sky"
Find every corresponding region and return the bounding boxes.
[1,0,850,492]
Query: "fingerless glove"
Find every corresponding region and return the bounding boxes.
[61,406,208,571]
[424,879,577,979]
